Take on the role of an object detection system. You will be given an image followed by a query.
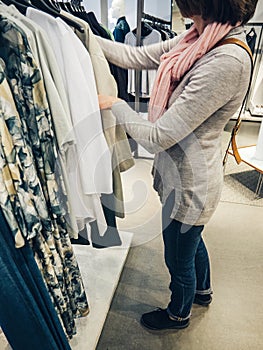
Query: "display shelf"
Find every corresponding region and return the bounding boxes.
[230,110,263,122]
[70,230,133,350]
[228,145,263,197]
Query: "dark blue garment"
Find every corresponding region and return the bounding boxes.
[162,191,212,320]
[0,209,71,350]
[111,16,130,101]
[113,16,130,43]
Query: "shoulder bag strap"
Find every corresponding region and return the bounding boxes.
[215,38,254,166]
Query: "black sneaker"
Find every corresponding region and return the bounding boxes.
[140,308,190,331]
[193,293,212,306]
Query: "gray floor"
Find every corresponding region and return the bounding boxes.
[96,121,263,350]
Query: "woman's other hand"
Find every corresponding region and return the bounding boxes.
[98,95,122,110]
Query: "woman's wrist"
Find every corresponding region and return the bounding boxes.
[98,95,123,110]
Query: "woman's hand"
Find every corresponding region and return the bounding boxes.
[98,94,122,110]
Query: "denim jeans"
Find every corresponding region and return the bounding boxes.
[0,209,71,350]
[162,192,212,320]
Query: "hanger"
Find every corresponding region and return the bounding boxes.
[2,0,29,15]
[29,0,84,32]
[30,0,62,16]
[59,1,74,13]
[42,0,60,13]
[13,0,33,6]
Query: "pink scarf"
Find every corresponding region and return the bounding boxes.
[148,22,236,123]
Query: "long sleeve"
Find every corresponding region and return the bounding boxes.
[111,52,249,154]
[95,35,182,70]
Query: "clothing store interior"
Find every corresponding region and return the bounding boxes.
[0,0,262,349]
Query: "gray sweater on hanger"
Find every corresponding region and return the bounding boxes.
[96,26,251,226]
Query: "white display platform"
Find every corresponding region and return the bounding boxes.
[0,329,11,350]
[228,145,263,197]
[0,231,133,350]
[70,230,133,350]
[229,145,263,172]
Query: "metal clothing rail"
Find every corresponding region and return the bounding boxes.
[134,0,172,158]
[142,12,171,25]
[134,0,144,116]
[134,0,172,112]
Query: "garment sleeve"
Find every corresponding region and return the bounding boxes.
[111,54,247,154]
[95,35,182,70]
[113,27,124,42]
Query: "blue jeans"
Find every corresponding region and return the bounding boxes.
[0,209,71,350]
[162,192,212,320]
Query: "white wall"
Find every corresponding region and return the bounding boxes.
[108,0,136,30]
[83,0,101,22]
[108,0,171,31]
[144,0,171,22]
[250,0,263,23]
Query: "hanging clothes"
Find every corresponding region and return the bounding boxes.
[113,16,130,43]
[26,7,114,235]
[61,10,135,219]
[0,3,78,238]
[0,59,45,248]
[1,4,74,150]
[125,29,162,97]
[76,10,111,39]
[109,16,130,102]
[72,9,130,102]
[246,27,257,55]
[0,208,71,350]
[0,13,89,338]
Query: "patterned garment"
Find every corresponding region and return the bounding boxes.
[0,15,89,338]
[0,59,42,248]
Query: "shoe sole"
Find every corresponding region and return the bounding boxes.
[193,298,212,306]
[140,318,189,331]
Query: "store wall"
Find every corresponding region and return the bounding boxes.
[144,0,171,22]
[250,0,263,23]
[83,0,101,21]
[108,0,171,31]
[82,0,171,30]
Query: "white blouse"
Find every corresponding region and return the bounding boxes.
[27,8,113,233]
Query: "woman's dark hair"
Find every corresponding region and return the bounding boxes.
[175,0,258,25]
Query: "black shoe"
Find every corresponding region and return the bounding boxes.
[193,293,212,306]
[70,235,90,245]
[140,308,190,331]
[70,226,90,246]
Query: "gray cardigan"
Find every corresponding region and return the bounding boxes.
[96,27,251,225]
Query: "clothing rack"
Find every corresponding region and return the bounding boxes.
[142,12,171,25]
[134,0,172,158]
[134,0,144,117]
[134,0,172,112]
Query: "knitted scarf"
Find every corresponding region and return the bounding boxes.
[148,22,236,123]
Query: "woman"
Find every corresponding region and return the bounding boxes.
[97,0,258,330]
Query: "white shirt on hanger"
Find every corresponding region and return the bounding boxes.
[125,29,161,96]
[27,8,113,234]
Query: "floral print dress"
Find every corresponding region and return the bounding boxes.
[0,14,89,338]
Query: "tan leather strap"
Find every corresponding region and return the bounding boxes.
[218,38,254,166]
[216,37,253,60]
